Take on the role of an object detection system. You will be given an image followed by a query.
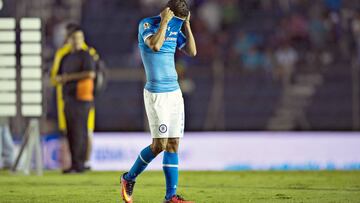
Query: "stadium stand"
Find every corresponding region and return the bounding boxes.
[3,0,359,131]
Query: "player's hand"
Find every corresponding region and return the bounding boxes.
[160,7,174,23]
[185,11,191,23]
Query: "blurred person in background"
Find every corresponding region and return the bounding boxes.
[308,7,327,51]
[198,0,222,33]
[0,118,14,170]
[242,46,266,72]
[54,25,96,174]
[221,0,240,29]
[51,23,99,171]
[352,11,360,64]
[120,0,196,202]
[275,42,298,88]
[234,31,254,57]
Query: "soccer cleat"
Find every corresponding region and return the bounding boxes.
[120,172,135,203]
[163,195,194,203]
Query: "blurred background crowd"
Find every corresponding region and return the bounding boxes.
[2,0,360,133]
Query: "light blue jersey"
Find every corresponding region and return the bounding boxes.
[138,15,187,93]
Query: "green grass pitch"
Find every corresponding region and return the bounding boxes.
[0,171,360,202]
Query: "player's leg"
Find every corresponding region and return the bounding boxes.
[163,139,193,203]
[124,87,169,181]
[124,138,166,181]
[163,90,193,202]
[121,89,169,203]
[121,138,165,203]
[163,138,179,200]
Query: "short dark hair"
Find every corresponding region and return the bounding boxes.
[66,23,82,39]
[167,0,189,18]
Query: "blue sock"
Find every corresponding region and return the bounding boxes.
[163,151,179,200]
[124,146,156,181]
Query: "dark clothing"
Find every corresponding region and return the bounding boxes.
[58,49,95,171]
[59,50,95,101]
[64,99,91,171]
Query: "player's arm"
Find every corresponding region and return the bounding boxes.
[145,7,174,52]
[56,53,95,84]
[181,12,197,57]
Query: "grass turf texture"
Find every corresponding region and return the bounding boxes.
[0,171,359,202]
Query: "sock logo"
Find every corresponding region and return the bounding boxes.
[159,124,167,133]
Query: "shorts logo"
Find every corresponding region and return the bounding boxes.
[144,22,150,29]
[159,124,167,133]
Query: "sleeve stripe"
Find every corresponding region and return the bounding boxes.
[179,42,186,49]
[143,32,154,42]
[180,32,186,39]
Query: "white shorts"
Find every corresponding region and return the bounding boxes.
[144,88,185,138]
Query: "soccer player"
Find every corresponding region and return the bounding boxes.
[120,0,196,202]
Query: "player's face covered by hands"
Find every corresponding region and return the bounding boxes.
[160,7,174,23]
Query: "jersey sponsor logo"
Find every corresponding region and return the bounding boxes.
[169,31,178,36]
[165,37,177,41]
[159,124,168,133]
[143,22,150,29]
